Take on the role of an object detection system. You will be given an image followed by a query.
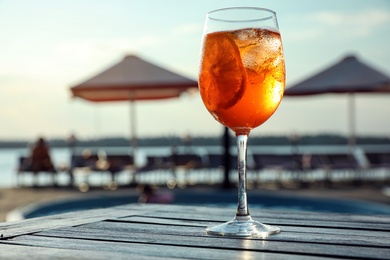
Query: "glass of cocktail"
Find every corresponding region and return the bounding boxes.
[198,7,285,238]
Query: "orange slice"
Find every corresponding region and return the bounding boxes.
[199,31,247,111]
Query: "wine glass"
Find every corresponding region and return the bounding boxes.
[198,7,285,238]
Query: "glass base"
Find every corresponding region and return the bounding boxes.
[206,215,280,238]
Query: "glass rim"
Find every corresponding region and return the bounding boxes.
[207,7,276,23]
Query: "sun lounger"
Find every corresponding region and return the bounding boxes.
[17,156,58,187]
[69,152,134,191]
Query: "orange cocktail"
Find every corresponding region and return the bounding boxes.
[199,7,285,238]
[199,28,285,134]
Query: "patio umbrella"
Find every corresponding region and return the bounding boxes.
[70,55,198,155]
[284,55,390,146]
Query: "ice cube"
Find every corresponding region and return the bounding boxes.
[231,28,282,71]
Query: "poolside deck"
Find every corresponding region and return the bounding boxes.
[1,203,389,259]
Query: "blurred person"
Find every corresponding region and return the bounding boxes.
[138,185,174,204]
[29,137,56,175]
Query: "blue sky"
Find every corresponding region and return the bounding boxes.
[1,0,390,141]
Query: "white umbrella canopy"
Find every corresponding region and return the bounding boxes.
[70,55,198,154]
[284,55,390,145]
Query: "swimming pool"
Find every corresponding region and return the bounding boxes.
[6,189,390,221]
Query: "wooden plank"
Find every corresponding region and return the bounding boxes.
[122,216,390,238]
[122,208,390,231]
[31,222,390,259]
[43,221,390,247]
[0,235,342,260]
[120,203,390,224]
[0,206,144,239]
[0,243,165,260]
[123,210,390,229]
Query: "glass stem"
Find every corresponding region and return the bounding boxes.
[236,134,250,217]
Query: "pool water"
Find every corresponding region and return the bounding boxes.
[6,189,390,221]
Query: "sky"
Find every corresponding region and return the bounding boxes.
[1,0,390,141]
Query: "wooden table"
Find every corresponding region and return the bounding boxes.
[0,203,389,259]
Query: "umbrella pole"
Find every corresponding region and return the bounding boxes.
[130,100,137,159]
[348,93,356,147]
